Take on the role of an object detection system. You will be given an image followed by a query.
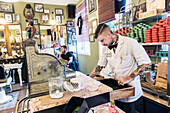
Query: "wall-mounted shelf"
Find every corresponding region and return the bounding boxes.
[149,55,168,58]
[141,42,170,46]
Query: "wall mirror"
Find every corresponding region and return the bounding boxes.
[39,25,67,55]
[0,24,22,55]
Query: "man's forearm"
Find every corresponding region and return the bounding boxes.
[126,64,149,81]
[89,65,104,78]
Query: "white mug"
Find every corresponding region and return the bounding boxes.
[70,78,82,91]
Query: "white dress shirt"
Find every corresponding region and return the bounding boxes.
[98,35,151,102]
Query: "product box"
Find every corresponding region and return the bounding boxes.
[139,9,165,19]
[147,0,166,11]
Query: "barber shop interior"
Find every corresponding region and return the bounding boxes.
[0,0,170,113]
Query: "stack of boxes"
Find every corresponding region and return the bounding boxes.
[127,23,151,43]
[145,16,170,43]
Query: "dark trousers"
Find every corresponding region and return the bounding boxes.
[115,97,141,113]
[68,61,79,71]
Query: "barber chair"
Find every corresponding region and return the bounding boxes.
[0,65,12,104]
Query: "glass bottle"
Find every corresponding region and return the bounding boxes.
[109,101,119,113]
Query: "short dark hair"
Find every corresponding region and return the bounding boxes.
[61,45,67,49]
[94,23,109,39]
[94,23,115,39]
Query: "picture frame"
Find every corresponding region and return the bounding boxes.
[13,14,20,23]
[133,2,146,21]
[55,15,62,23]
[55,8,63,15]
[0,2,14,13]
[89,34,95,42]
[33,19,38,25]
[34,3,44,13]
[88,0,97,14]
[44,9,50,14]
[67,21,74,27]
[4,13,13,23]
[41,14,49,24]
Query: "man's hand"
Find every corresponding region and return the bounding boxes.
[118,76,133,85]
[118,64,149,85]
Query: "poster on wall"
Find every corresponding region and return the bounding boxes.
[88,0,97,14]
[133,2,146,21]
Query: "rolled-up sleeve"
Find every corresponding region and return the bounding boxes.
[97,47,108,67]
[131,40,151,65]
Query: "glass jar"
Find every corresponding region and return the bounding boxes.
[49,77,64,98]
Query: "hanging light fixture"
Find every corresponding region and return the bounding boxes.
[51,12,56,25]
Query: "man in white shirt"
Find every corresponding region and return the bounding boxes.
[89,23,151,113]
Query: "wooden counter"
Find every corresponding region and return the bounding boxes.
[29,72,134,112]
[29,72,113,112]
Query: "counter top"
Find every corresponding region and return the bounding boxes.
[29,72,113,112]
[143,91,170,108]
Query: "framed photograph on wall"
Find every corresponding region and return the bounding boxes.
[133,2,146,21]
[88,0,97,14]
[55,8,63,15]
[4,13,13,23]
[67,21,74,27]
[41,14,49,24]
[13,14,20,23]
[44,9,50,14]
[55,15,62,23]
[33,19,38,25]
[89,34,95,42]
[0,2,14,13]
[34,3,44,13]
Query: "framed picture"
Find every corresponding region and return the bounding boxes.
[67,21,74,27]
[89,34,95,42]
[34,3,44,13]
[0,2,14,13]
[33,19,38,25]
[13,14,20,23]
[41,14,49,24]
[88,0,97,14]
[133,2,146,21]
[55,15,62,23]
[44,9,50,14]
[55,8,63,15]
[4,13,13,23]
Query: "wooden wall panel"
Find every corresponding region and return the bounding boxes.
[98,0,115,23]
[76,0,89,42]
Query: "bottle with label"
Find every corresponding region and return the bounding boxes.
[109,101,119,113]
